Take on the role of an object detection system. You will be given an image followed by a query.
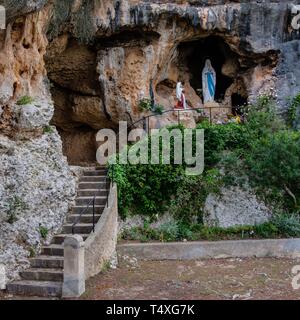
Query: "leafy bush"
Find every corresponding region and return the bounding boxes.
[139,98,153,112]
[121,214,300,242]
[169,169,223,223]
[139,98,165,114]
[246,130,300,211]
[112,94,300,233]
[271,214,300,237]
[111,161,186,218]
[197,120,248,166]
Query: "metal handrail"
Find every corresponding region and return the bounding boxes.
[72,170,111,235]
[124,105,240,135]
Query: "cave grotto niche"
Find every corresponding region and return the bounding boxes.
[45,37,113,165]
[156,36,249,114]
[45,29,161,165]
[178,36,234,102]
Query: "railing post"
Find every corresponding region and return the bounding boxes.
[62,235,85,298]
[0,264,6,290]
[92,198,95,233]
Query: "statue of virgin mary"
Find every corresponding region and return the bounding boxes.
[202,59,216,103]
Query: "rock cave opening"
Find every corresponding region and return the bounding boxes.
[44,37,112,165]
[45,29,161,165]
[178,36,235,102]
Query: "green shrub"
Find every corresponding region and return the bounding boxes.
[121,216,300,243]
[153,104,164,115]
[112,94,300,231]
[139,98,165,114]
[39,226,49,239]
[246,130,300,211]
[139,98,153,112]
[169,169,223,223]
[197,120,248,166]
[16,95,34,105]
[271,214,300,237]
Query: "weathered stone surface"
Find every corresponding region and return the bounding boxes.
[117,238,300,260]
[12,99,53,130]
[85,184,118,279]
[0,263,6,289]
[42,0,300,133]
[62,235,85,298]
[204,187,272,228]
[0,130,76,281]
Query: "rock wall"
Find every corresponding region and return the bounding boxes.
[0,1,76,281]
[42,0,300,162]
[1,0,300,278]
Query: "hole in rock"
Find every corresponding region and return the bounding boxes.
[231,93,248,115]
[177,36,236,102]
[57,126,98,166]
[45,37,114,166]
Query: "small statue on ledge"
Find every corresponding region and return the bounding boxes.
[175,81,187,110]
[202,59,216,104]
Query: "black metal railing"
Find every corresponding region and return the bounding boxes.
[72,169,111,235]
[125,105,240,135]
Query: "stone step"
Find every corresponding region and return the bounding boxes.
[41,244,64,257]
[78,182,108,189]
[72,205,105,215]
[77,189,108,197]
[20,268,63,282]
[83,170,107,176]
[66,214,101,224]
[75,196,107,206]
[80,176,107,182]
[63,223,94,234]
[52,234,89,244]
[7,280,62,297]
[30,256,64,269]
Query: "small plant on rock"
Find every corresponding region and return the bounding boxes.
[43,126,54,134]
[139,98,153,112]
[39,226,49,240]
[7,196,27,224]
[16,95,34,106]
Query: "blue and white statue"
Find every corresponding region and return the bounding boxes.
[202,59,216,103]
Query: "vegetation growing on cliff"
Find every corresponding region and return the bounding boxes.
[110,96,300,240]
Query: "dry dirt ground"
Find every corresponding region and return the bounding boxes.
[79,258,300,300]
[1,258,300,300]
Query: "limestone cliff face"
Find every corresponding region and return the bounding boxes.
[43,0,300,162]
[0,1,76,281]
[1,0,300,280]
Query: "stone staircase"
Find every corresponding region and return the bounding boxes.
[7,167,108,298]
